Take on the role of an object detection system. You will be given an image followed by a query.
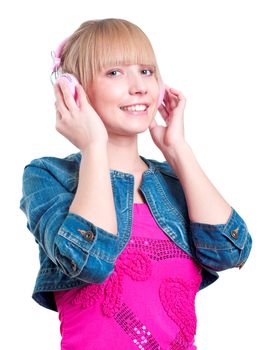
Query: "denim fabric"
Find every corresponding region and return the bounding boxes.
[20,152,252,311]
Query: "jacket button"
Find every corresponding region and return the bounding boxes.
[77,229,96,241]
[230,227,239,239]
[71,260,77,272]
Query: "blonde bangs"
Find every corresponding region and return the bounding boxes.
[61,19,160,92]
[91,20,159,78]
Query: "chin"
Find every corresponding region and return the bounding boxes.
[118,123,150,136]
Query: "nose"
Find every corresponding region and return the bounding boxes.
[128,73,148,96]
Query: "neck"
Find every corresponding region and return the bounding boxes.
[106,134,147,174]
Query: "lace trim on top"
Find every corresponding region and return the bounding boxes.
[128,236,192,261]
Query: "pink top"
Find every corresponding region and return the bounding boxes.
[54,203,202,350]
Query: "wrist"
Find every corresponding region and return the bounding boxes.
[81,142,108,157]
[164,141,193,165]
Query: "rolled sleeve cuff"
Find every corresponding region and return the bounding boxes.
[190,208,252,271]
[190,208,248,250]
[221,208,248,249]
[54,213,119,281]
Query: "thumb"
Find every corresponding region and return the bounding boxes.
[149,117,158,130]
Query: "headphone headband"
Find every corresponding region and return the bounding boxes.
[51,37,69,74]
[50,37,70,84]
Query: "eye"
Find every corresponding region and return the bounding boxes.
[107,70,122,77]
[141,68,154,76]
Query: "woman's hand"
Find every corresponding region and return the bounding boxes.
[149,85,187,156]
[54,80,109,150]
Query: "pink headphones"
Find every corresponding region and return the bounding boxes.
[51,38,165,107]
[51,37,79,99]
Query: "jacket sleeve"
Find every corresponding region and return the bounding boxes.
[19,159,120,283]
[190,208,252,271]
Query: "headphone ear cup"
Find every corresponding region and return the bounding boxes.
[157,84,165,108]
[56,73,79,100]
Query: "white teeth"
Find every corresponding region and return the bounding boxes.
[121,104,147,112]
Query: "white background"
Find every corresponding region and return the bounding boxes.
[1,0,272,348]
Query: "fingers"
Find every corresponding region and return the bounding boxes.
[158,104,169,122]
[75,84,89,109]
[54,83,68,118]
[169,87,186,108]
[163,86,186,112]
[160,85,174,111]
[56,79,79,113]
[54,83,65,107]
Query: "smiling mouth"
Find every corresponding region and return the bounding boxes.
[120,104,149,112]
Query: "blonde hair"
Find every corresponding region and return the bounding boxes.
[60,18,161,93]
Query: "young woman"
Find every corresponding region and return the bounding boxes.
[20,18,252,349]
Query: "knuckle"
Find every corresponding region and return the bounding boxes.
[70,107,78,116]
[55,123,62,132]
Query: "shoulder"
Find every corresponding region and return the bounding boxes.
[23,152,81,190]
[26,152,81,169]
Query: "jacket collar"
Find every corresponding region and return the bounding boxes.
[74,152,156,177]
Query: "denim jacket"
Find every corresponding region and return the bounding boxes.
[20,152,252,311]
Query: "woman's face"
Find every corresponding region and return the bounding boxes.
[88,64,160,137]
